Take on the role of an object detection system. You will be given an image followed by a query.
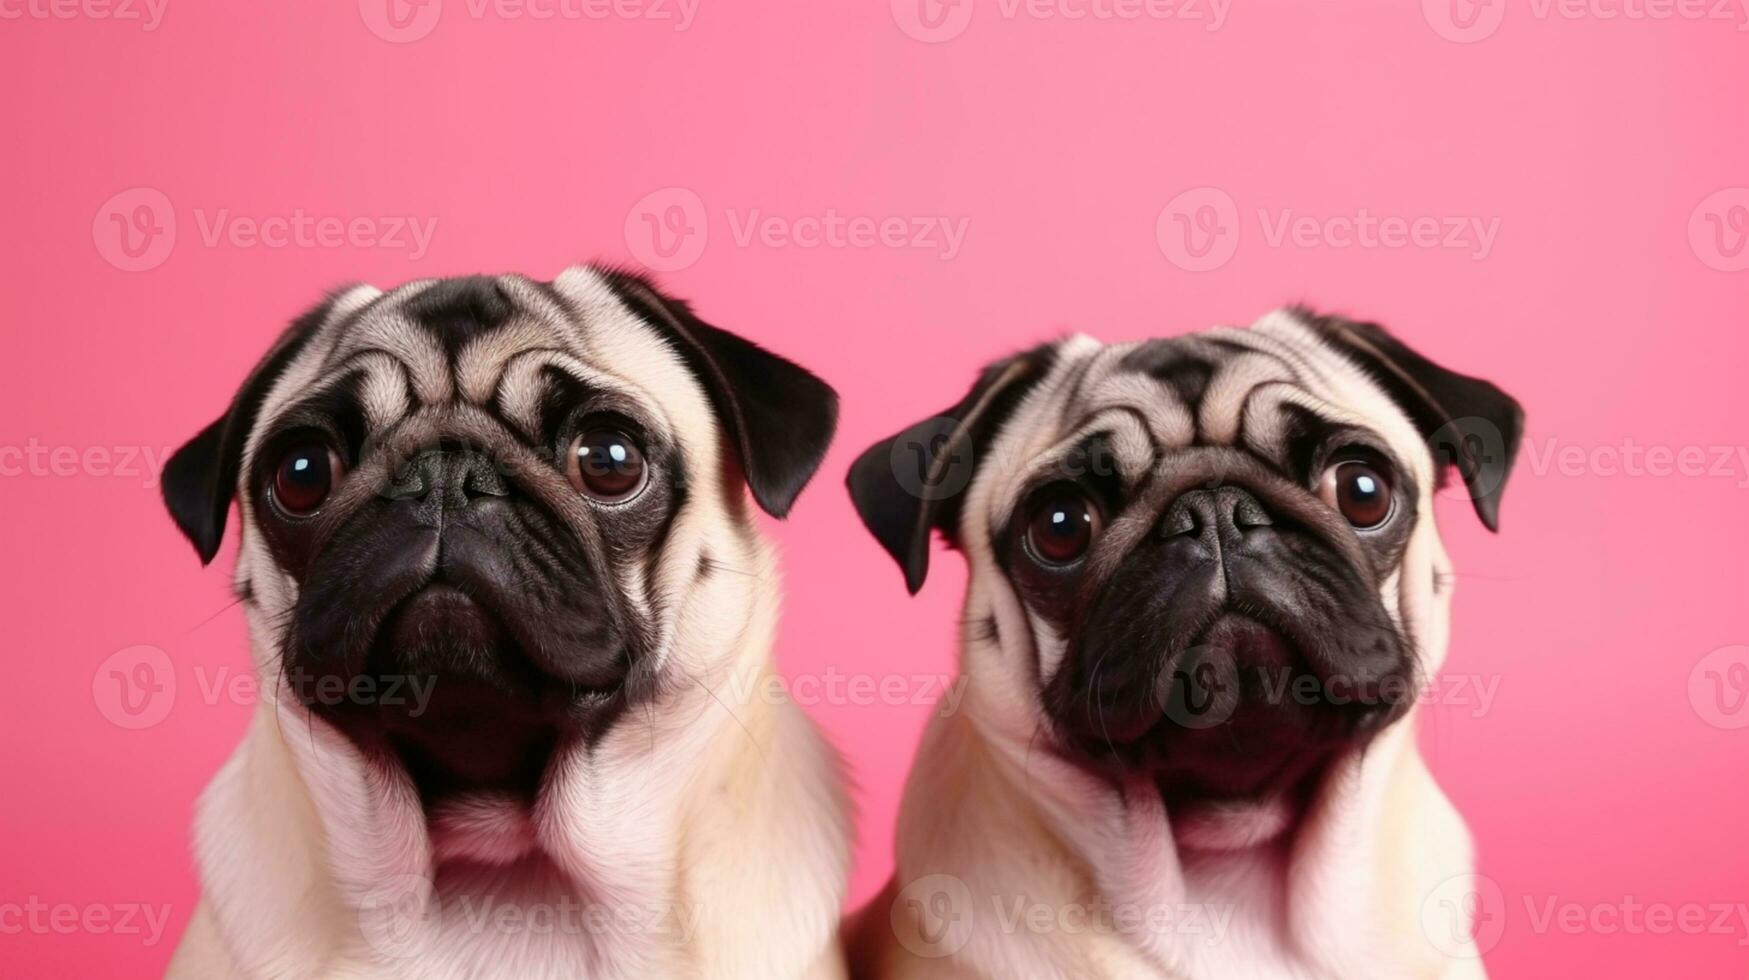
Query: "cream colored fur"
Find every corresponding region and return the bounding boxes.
[166,267,852,979]
[855,313,1487,979]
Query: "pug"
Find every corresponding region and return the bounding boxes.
[160,266,852,979]
[845,309,1522,979]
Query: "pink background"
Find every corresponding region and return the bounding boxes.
[3,1,1747,976]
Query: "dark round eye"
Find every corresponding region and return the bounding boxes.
[1320,459,1394,529]
[567,428,646,501]
[272,443,341,517]
[1025,489,1102,566]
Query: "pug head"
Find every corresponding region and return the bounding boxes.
[162,266,836,806]
[849,309,1521,839]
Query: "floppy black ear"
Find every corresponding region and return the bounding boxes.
[1298,310,1525,532]
[846,344,1057,594]
[161,293,348,564]
[596,269,838,518]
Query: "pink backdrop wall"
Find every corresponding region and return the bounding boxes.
[3,1,1747,975]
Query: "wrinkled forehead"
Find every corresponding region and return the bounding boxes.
[244,268,708,462]
[991,312,1431,495]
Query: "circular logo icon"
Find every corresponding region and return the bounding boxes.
[357,873,436,959]
[1419,872,1505,958]
[93,188,176,273]
[889,417,978,504]
[1427,416,1508,503]
[891,873,975,958]
[1157,643,1240,730]
[890,0,974,42]
[1156,187,1239,272]
[93,644,176,730]
[1688,188,1749,273]
[1689,645,1749,730]
[1421,0,1505,43]
[624,187,709,272]
[359,0,442,43]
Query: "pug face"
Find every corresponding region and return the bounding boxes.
[850,309,1521,824]
[163,266,836,806]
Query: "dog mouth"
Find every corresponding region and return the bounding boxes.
[296,581,626,805]
[369,583,599,712]
[1051,611,1413,814]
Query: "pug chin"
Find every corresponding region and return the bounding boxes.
[295,593,627,817]
[345,586,598,866]
[1166,794,1300,853]
[1161,618,1373,851]
[346,587,580,802]
[1050,609,1411,850]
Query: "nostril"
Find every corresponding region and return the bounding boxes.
[1163,488,1267,539]
[1161,504,1199,538]
[460,454,511,499]
[1161,487,1274,538]
[381,447,512,508]
[1231,495,1273,530]
[382,463,429,502]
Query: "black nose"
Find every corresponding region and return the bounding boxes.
[382,445,511,515]
[1160,485,1273,545]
